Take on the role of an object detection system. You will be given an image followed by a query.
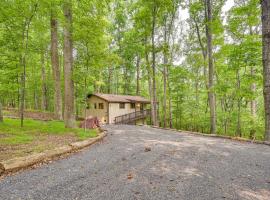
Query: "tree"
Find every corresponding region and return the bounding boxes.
[0,101,3,122]
[51,5,63,120]
[261,0,270,141]
[19,2,38,127]
[63,0,76,128]
[151,2,158,126]
[205,0,216,134]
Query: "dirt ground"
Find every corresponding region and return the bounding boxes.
[0,134,77,162]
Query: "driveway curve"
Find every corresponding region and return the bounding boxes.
[0,125,270,200]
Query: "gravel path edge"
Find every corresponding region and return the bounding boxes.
[146,125,270,146]
[0,130,107,176]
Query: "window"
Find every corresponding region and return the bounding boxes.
[99,103,104,109]
[130,103,135,109]
[119,103,125,109]
[86,102,91,109]
[94,103,97,109]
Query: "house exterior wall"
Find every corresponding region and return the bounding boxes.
[86,95,149,124]
[85,96,108,124]
[109,103,140,124]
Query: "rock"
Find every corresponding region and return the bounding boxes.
[127,173,133,180]
[144,147,151,152]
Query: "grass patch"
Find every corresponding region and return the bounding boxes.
[0,118,98,145]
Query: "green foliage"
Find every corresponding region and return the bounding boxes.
[0,0,266,140]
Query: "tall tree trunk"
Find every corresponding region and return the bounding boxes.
[250,66,256,139]
[151,4,158,126]
[236,70,242,137]
[145,37,155,125]
[0,101,3,122]
[19,4,37,127]
[41,52,48,111]
[108,66,113,94]
[163,23,168,128]
[63,0,76,128]
[33,90,38,110]
[51,8,63,120]
[250,67,257,117]
[205,0,216,134]
[136,55,140,96]
[123,66,128,94]
[167,68,173,128]
[261,0,270,141]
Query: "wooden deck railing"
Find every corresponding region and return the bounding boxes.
[115,109,151,124]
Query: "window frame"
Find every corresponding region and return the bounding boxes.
[98,103,104,109]
[119,103,125,109]
[130,103,136,109]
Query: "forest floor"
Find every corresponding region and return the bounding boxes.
[0,118,97,161]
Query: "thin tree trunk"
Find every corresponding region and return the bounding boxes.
[205,0,216,134]
[108,66,113,93]
[41,52,48,111]
[236,70,242,137]
[193,16,208,88]
[261,0,270,141]
[124,66,128,94]
[167,69,173,128]
[51,8,63,120]
[63,0,76,128]
[20,27,26,127]
[136,55,140,96]
[19,4,37,127]
[250,66,256,139]
[0,101,3,122]
[163,23,168,128]
[145,37,155,125]
[20,26,28,127]
[151,4,158,126]
[250,69,257,117]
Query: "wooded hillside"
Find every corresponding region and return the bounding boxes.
[0,0,269,141]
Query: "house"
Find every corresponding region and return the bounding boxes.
[86,93,151,124]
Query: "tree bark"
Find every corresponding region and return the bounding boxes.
[261,0,270,141]
[151,4,158,126]
[41,52,48,111]
[19,4,37,127]
[51,8,63,120]
[250,67,257,117]
[63,0,76,128]
[107,66,113,93]
[205,0,216,134]
[145,37,155,125]
[136,55,140,96]
[163,23,168,128]
[236,70,242,137]
[0,101,3,122]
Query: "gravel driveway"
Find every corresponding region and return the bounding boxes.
[1,125,270,200]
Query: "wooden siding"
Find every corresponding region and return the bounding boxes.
[85,96,108,124]
[86,96,148,124]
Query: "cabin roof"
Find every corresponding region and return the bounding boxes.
[89,93,151,103]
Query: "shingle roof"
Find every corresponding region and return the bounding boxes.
[89,93,150,103]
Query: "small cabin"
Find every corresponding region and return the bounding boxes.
[85,93,151,124]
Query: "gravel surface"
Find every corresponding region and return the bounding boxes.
[0,125,270,200]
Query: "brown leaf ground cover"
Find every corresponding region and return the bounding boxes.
[0,118,98,162]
